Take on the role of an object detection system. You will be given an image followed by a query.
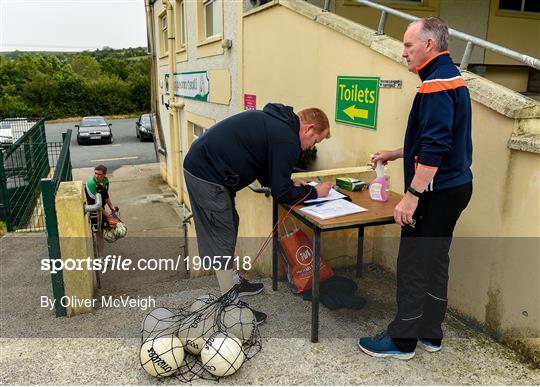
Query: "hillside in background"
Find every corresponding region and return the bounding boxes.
[0,47,150,119]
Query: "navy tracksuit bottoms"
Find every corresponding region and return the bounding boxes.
[387,182,473,352]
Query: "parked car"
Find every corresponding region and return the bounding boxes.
[0,118,34,145]
[0,122,14,145]
[76,116,113,145]
[136,114,154,141]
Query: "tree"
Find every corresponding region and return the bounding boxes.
[69,55,101,79]
[0,47,150,119]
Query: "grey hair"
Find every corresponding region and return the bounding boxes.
[409,17,449,52]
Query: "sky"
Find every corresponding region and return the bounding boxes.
[0,0,148,52]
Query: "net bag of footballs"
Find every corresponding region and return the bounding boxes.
[139,286,262,381]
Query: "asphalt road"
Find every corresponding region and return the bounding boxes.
[45,118,158,172]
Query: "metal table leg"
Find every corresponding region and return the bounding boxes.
[311,227,321,343]
[356,226,365,278]
[272,199,278,291]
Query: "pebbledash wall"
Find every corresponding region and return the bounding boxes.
[149,0,244,263]
[149,0,539,348]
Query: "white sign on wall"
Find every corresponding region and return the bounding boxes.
[164,71,209,101]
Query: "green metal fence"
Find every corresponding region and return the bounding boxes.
[41,129,73,317]
[0,118,73,317]
[0,118,50,232]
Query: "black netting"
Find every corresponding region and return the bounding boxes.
[139,286,262,381]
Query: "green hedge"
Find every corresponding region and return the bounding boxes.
[0,50,150,120]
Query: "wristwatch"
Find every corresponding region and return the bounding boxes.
[407,186,423,198]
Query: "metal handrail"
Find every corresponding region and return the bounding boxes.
[352,0,540,71]
[84,193,102,213]
[248,184,271,196]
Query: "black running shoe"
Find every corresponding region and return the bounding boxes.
[236,276,264,297]
[237,300,267,325]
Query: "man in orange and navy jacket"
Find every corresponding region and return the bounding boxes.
[358,16,473,360]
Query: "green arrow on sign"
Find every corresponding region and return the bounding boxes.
[344,105,368,120]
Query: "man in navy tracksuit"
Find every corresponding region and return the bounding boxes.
[184,104,332,324]
[358,17,473,359]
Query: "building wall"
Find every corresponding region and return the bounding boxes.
[152,0,242,190]
[151,0,244,275]
[438,0,489,64]
[242,1,539,339]
[332,0,488,63]
[149,0,539,338]
[485,1,540,66]
[334,0,438,46]
[483,66,531,93]
[331,0,537,91]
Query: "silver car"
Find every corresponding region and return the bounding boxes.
[76,116,113,145]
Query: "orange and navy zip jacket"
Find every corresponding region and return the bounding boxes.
[403,51,473,192]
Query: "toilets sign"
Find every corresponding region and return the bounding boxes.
[335,76,379,130]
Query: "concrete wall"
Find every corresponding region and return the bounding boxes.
[152,0,242,193]
[334,0,436,48]
[149,0,539,340]
[332,0,490,62]
[438,0,488,65]
[483,66,531,93]
[332,0,540,64]
[485,1,540,66]
[242,0,540,340]
[56,181,95,316]
[330,0,538,91]
[150,0,246,278]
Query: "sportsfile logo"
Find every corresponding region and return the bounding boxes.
[40,255,183,274]
[147,347,173,373]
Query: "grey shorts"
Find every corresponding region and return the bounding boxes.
[184,169,239,270]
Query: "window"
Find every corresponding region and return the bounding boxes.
[160,13,168,55]
[186,113,214,147]
[204,0,221,39]
[192,124,207,139]
[81,117,107,127]
[176,0,186,50]
[499,0,540,13]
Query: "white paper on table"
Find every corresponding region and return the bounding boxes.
[303,181,348,204]
[299,199,367,220]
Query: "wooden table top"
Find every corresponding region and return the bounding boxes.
[283,190,403,230]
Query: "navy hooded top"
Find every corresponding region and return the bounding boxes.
[403,52,473,192]
[183,103,317,204]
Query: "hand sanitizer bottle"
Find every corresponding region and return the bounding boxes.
[369,161,388,202]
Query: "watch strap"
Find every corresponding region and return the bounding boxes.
[407,186,422,198]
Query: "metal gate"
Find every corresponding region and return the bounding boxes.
[0,118,49,232]
[41,130,73,317]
